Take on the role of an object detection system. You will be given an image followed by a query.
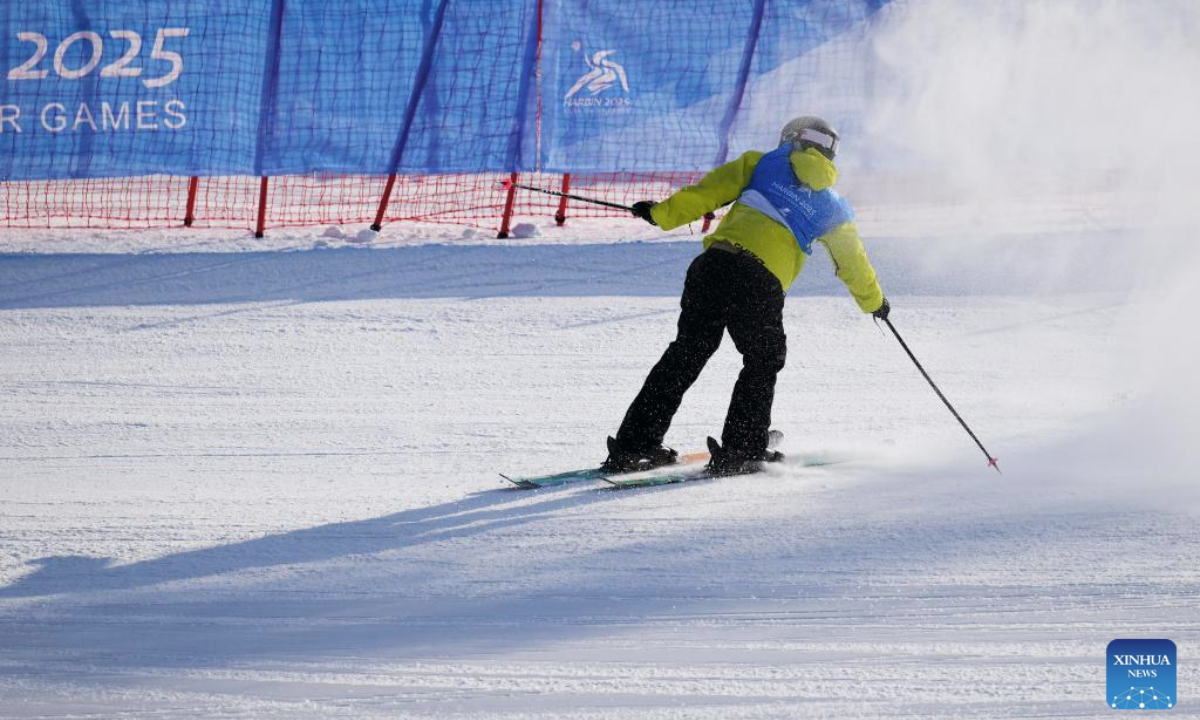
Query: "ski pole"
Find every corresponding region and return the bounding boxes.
[882,317,1001,473]
[498,178,634,212]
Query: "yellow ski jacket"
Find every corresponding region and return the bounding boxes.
[649,148,885,313]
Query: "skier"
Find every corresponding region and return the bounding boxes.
[601,116,889,477]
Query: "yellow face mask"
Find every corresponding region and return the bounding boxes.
[790,147,838,191]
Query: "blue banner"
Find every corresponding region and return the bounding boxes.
[263,0,540,176]
[540,0,893,172]
[0,0,890,181]
[538,0,755,174]
[0,0,270,179]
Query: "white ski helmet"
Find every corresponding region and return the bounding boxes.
[780,116,839,160]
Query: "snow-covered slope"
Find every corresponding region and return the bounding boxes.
[1,225,1196,719]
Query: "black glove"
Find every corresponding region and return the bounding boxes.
[630,200,658,226]
[872,296,890,321]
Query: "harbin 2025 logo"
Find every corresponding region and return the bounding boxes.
[1108,639,1177,710]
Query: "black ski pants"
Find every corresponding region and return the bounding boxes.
[615,246,787,456]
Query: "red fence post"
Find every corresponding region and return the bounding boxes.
[554,174,571,226]
[497,172,520,238]
[183,176,200,227]
[255,176,270,238]
[371,173,398,231]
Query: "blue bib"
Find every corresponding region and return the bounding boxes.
[737,145,854,255]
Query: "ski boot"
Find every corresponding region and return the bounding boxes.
[705,436,785,477]
[600,436,679,474]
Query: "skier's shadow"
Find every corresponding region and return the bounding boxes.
[0,483,629,599]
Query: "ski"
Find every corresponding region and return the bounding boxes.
[501,431,787,489]
[602,454,844,489]
[501,451,710,489]
[500,467,607,489]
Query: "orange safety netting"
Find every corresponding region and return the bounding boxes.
[0,172,707,235]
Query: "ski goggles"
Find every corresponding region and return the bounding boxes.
[793,128,838,157]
